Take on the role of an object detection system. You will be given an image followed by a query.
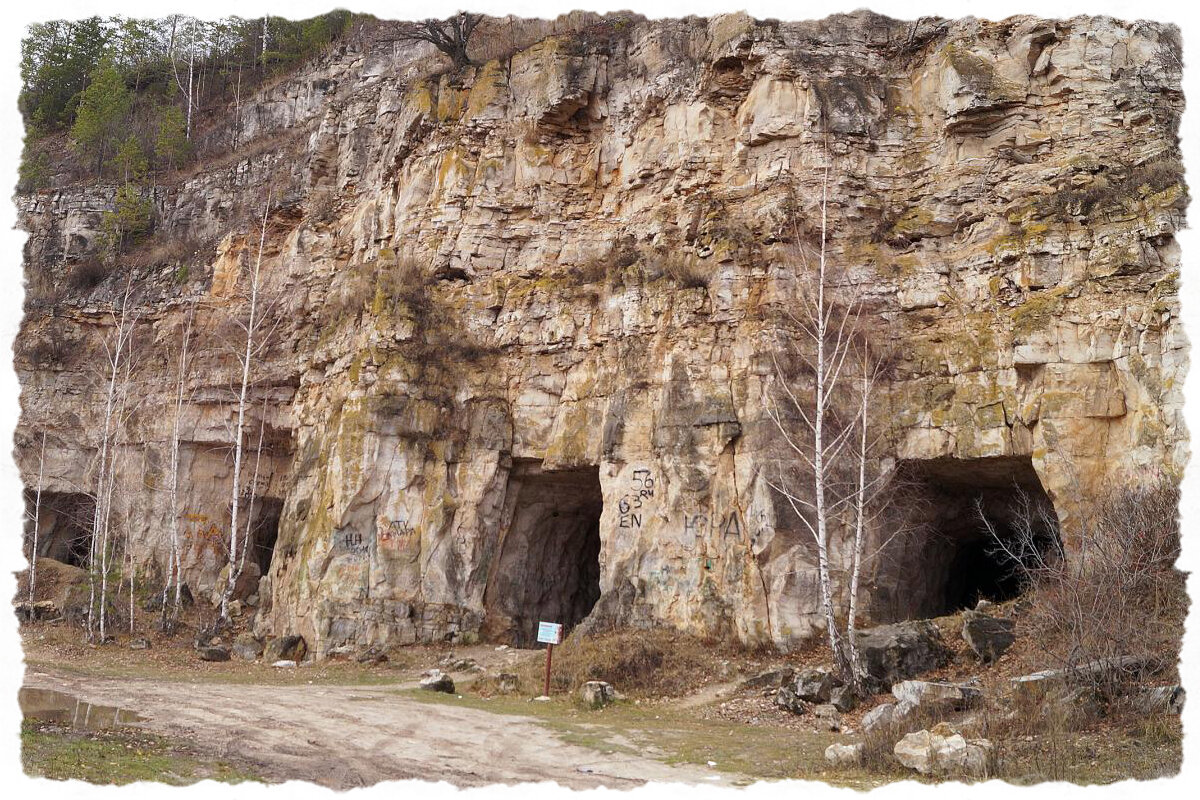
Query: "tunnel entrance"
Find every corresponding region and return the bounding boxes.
[873,456,1061,620]
[483,461,603,647]
[247,498,282,575]
[24,492,96,569]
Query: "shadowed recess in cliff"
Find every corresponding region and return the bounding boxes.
[25,492,95,569]
[482,461,603,647]
[872,456,1061,621]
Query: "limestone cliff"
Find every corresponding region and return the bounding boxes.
[15,12,1187,653]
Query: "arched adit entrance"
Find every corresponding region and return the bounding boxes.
[872,456,1061,621]
[483,461,603,647]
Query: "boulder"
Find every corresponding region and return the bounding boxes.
[740,667,795,691]
[856,620,951,690]
[830,685,859,712]
[894,727,993,777]
[233,634,263,662]
[962,615,1016,663]
[420,669,455,693]
[1134,685,1186,715]
[129,637,151,650]
[774,686,810,715]
[496,673,520,694]
[264,635,307,663]
[824,742,864,767]
[355,647,388,665]
[580,681,616,709]
[891,680,983,712]
[862,700,916,734]
[813,703,841,731]
[198,645,231,662]
[793,668,838,703]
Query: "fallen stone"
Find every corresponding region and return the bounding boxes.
[793,668,838,703]
[740,666,795,691]
[129,637,151,650]
[580,681,616,709]
[813,703,841,731]
[264,635,307,663]
[228,600,243,617]
[861,700,916,734]
[450,658,481,673]
[232,634,263,662]
[856,620,952,690]
[962,615,1016,663]
[497,673,520,693]
[272,660,297,668]
[894,728,993,777]
[824,742,864,767]
[830,685,859,712]
[420,669,455,693]
[355,647,388,665]
[774,686,810,715]
[198,645,231,662]
[892,680,983,712]
[1134,685,1186,715]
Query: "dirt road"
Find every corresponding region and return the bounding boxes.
[23,667,741,789]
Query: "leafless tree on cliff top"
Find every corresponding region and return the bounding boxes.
[387,13,483,69]
[764,164,893,693]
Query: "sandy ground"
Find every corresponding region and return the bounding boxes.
[22,665,741,790]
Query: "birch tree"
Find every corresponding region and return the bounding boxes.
[87,278,138,643]
[765,164,892,692]
[160,300,196,629]
[26,431,48,604]
[218,195,273,624]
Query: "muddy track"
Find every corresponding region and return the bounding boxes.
[23,668,740,789]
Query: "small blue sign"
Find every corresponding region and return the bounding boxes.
[536,621,563,645]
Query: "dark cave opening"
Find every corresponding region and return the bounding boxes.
[483,461,603,647]
[24,491,95,569]
[248,498,282,575]
[873,456,1062,621]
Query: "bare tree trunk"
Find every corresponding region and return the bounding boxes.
[28,431,47,604]
[89,280,135,643]
[809,162,849,680]
[162,303,195,627]
[220,197,270,623]
[845,358,871,688]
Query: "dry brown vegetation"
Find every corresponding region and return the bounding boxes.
[500,627,761,699]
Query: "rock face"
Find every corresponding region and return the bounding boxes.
[14,13,1187,655]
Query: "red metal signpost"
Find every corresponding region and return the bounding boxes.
[537,621,563,696]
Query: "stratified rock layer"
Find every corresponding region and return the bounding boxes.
[15,13,1186,654]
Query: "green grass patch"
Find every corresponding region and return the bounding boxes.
[21,720,260,785]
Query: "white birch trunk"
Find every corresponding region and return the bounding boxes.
[28,431,47,604]
[221,199,270,622]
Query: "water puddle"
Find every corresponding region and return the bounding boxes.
[19,687,145,730]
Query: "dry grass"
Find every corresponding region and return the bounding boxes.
[503,627,753,699]
[65,258,109,291]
